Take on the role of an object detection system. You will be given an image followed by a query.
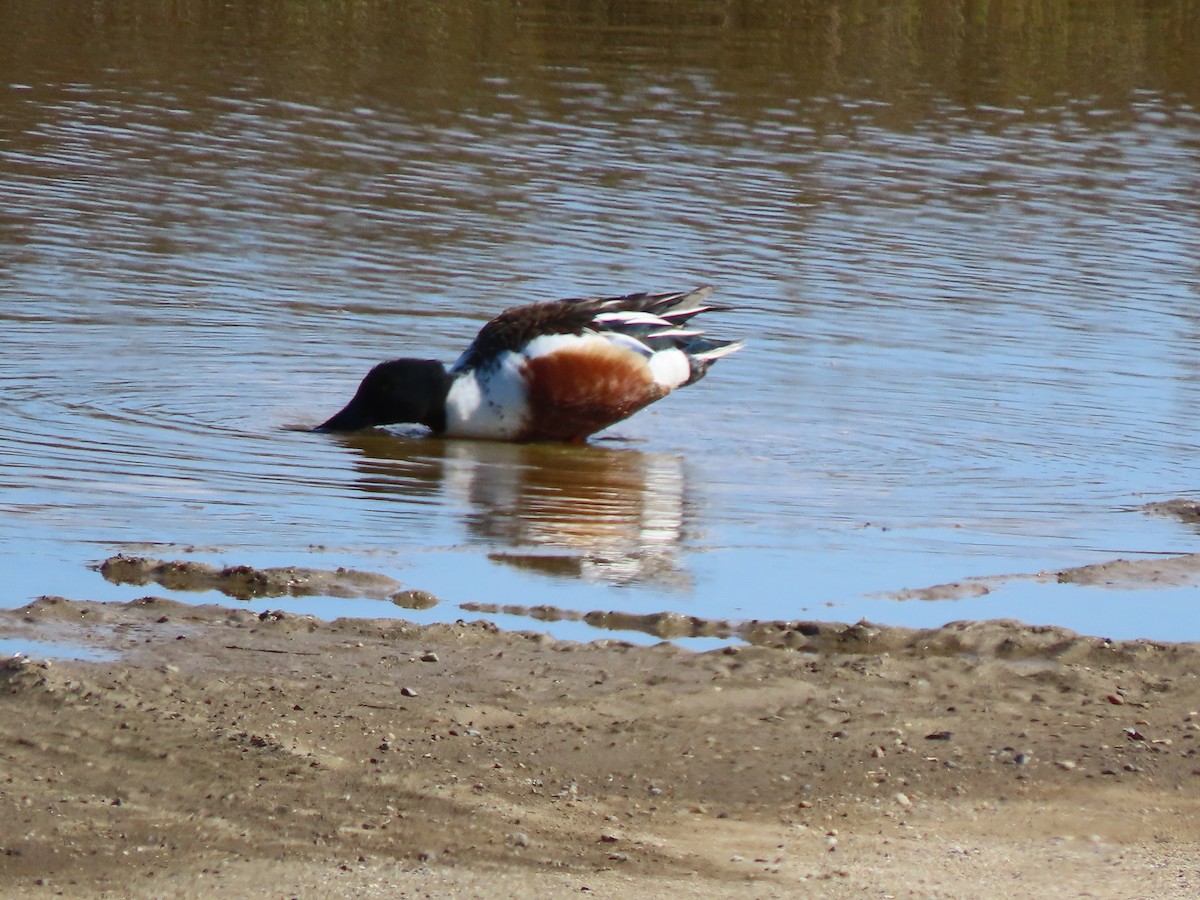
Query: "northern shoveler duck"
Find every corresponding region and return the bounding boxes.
[316,286,743,442]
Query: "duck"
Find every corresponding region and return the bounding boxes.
[316,286,743,442]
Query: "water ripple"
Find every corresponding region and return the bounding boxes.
[2,8,1199,640]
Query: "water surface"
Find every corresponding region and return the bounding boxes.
[0,638,118,663]
[3,1,1200,642]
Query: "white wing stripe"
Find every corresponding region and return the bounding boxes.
[592,311,674,328]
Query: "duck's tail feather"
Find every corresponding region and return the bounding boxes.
[683,337,745,385]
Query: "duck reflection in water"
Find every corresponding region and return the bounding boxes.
[327,432,691,588]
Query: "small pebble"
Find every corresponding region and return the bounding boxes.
[420,652,440,663]
[895,792,912,808]
[400,686,418,697]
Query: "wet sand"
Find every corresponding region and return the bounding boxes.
[2,595,1198,898]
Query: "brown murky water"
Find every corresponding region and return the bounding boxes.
[3,1,1200,642]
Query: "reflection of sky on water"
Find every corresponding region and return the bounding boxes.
[2,2,1199,643]
[0,638,118,663]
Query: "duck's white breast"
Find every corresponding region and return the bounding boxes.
[443,352,530,439]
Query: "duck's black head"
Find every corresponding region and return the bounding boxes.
[316,358,450,433]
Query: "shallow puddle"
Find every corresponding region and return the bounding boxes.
[0,639,118,663]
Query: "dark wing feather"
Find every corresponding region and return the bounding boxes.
[452,286,721,371]
[453,299,602,371]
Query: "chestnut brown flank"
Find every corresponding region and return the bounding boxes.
[521,344,664,441]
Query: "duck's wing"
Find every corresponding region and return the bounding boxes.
[452,299,601,372]
[599,285,723,326]
[586,286,742,387]
[451,286,723,372]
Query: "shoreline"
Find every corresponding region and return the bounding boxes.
[2,595,1198,897]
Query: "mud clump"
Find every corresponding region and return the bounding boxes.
[1054,553,1200,589]
[1142,497,1200,525]
[97,554,418,603]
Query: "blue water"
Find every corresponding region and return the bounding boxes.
[3,6,1200,643]
[0,637,118,663]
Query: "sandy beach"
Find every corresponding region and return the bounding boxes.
[2,594,1198,898]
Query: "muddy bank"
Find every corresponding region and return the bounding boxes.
[97,554,439,608]
[1,595,1198,898]
[95,537,1200,649]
